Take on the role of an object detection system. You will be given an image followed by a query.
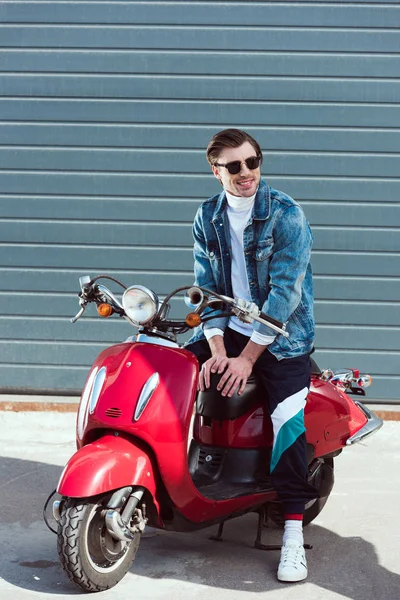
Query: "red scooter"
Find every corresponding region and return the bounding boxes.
[49,275,382,592]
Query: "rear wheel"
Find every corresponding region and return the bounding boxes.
[57,497,140,592]
[269,457,335,528]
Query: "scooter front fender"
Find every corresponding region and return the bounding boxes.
[57,433,157,498]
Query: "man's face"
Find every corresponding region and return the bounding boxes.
[211,141,261,198]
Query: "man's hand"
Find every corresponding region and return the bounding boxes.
[198,354,230,391]
[216,356,253,397]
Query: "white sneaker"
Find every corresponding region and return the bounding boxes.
[277,540,308,582]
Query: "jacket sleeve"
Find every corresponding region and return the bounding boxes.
[192,208,229,333]
[253,204,313,338]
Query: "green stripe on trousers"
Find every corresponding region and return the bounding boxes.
[270,408,306,473]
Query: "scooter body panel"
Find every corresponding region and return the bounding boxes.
[57,433,157,499]
[76,342,274,523]
[73,341,368,525]
[305,379,368,457]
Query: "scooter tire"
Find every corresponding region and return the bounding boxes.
[57,496,140,592]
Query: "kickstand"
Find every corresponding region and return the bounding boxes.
[254,507,312,551]
[209,521,224,542]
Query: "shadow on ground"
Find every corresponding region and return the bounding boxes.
[0,456,398,599]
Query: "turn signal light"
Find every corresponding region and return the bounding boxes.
[97,303,113,318]
[186,312,201,328]
[358,375,372,388]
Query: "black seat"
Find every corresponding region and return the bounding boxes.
[196,372,262,421]
[197,356,322,421]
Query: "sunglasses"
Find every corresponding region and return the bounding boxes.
[215,155,262,175]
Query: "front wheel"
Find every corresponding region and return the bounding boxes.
[57,497,140,592]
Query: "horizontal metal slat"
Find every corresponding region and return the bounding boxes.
[0,270,398,302]
[0,220,192,246]
[0,364,88,391]
[3,317,399,350]
[1,148,400,178]
[0,270,193,293]
[2,50,400,78]
[1,26,399,53]
[0,196,398,229]
[2,2,399,28]
[1,219,399,252]
[2,124,400,153]
[1,293,399,328]
[2,74,400,103]
[0,173,399,202]
[3,243,400,278]
[1,99,400,128]
[0,361,397,401]
[0,317,132,344]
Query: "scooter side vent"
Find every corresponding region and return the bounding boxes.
[198,448,224,469]
[105,407,123,418]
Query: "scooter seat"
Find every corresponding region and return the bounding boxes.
[196,356,321,421]
[196,372,262,421]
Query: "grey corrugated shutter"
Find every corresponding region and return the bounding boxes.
[1,1,399,401]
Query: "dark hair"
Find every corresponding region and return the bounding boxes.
[206,128,263,166]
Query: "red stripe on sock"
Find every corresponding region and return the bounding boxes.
[284,513,303,521]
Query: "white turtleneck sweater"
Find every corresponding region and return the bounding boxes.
[204,190,276,347]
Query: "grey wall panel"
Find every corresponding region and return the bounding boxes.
[0,196,398,229]
[1,99,400,128]
[3,2,400,27]
[1,1,399,401]
[3,317,399,350]
[0,340,108,366]
[1,269,399,304]
[2,50,400,78]
[2,26,399,53]
[2,74,400,103]
[2,125,400,152]
[1,174,399,203]
[3,243,400,278]
[1,149,400,178]
[1,220,399,253]
[1,294,400,330]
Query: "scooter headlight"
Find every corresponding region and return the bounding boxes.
[122,285,158,325]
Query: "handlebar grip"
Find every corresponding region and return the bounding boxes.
[260,312,284,330]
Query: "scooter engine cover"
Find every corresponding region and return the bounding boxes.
[196,373,262,420]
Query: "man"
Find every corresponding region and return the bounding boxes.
[186,128,317,583]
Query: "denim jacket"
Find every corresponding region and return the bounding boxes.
[186,179,315,359]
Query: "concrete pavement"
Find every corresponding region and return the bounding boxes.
[0,411,399,600]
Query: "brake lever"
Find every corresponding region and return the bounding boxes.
[70,304,87,323]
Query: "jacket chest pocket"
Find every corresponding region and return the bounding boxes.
[254,239,274,261]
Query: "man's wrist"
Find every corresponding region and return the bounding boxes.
[241,354,255,366]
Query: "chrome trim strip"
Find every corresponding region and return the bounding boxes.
[135,333,179,348]
[89,366,107,414]
[346,401,384,446]
[134,372,160,421]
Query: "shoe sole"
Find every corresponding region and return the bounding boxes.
[277,573,308,583]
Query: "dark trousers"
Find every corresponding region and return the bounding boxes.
[186,328,318,514]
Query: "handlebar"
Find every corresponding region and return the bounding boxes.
[70,277,289,338]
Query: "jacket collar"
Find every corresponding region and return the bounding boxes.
[211,179,271,223]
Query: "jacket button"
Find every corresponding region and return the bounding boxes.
[210,251,214,257]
